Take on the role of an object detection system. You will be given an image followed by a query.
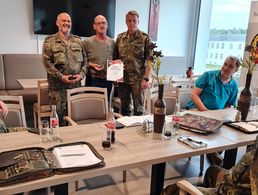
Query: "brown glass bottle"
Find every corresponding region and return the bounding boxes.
[238,73,253,120]
[153,84,166,133]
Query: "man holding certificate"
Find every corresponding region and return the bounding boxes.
[83,15,115,98]
[114,10,152,116]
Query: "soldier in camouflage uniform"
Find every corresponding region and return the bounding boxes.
[162,134,258,195]
[42,12,87,126]
[114,10,152,116]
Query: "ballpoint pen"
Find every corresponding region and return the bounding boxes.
[187,137,203,144]
[60,153,85,157]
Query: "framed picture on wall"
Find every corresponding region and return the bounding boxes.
[148,0,160,41]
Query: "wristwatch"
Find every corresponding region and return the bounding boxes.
[143,77,149,82]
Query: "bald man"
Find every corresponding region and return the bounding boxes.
[42,12,87,126]
[82,15,115,100]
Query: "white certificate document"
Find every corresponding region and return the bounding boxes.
[107,60,124,82]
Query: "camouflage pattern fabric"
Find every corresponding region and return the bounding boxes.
[114,30,152,116]
[162,135,258,195]
[42,33,87,126]
[114,30,152,84]
[118,82,144,116]
[0,119,7,133]
[48,88,68,127]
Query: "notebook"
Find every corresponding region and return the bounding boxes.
[224,121,258,133]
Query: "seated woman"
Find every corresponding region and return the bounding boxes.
[186,56,240,165]
[162,134,258,195]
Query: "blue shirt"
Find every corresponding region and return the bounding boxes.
[186,70,238,110]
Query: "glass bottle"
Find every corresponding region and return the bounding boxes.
[153,84,166,134]
[50,105,60,142]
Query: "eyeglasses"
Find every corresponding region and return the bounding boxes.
[94,21,107,26]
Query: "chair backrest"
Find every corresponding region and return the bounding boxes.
[67,87,108,124]
[0,95,27,127]
[37,80,50,112]
[146,85,179,115]
[177,88,192,110]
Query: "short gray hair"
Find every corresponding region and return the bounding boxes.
[226,55,240,68]
[126,10,139,18]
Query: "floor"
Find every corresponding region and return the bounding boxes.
[66,147,246,195]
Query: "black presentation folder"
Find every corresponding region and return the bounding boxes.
[0,142,104,186]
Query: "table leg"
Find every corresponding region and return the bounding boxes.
[150,162,166,195]
[223,148,238,169]
[53,183,68,195]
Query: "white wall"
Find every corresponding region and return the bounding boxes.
[0,0,199,75]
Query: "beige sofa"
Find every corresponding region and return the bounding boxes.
[0,54,47,119]
[0,54,47,102]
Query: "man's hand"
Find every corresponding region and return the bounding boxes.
[91,63,104,71]
[61,75,83,84]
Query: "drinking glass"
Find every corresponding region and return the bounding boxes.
[102,128,112,150]
[40,120,50,143]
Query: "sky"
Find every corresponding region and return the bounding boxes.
[210,0,252,29]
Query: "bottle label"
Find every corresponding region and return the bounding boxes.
[154,107,166,115]
[50,118,59,128]
[106,121,115,129]
[172,115,180,122]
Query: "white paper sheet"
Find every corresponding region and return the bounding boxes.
[53,144,102,168]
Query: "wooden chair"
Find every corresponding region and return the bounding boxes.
[0,95,27,128]
[176,180,203,195]
[64,87,126,187]
[145,85,179,115]
[33,80,52,128]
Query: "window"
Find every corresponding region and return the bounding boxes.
[238,44,242,50]
[194,0,251,74]
[229,43,233,50]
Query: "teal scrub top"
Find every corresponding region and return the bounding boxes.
[186,70,238,110]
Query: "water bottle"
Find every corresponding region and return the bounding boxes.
[106,108,116,143]
[50,105,60,142]
[172,103,180,137]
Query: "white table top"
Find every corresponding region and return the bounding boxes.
[17,79,47,89]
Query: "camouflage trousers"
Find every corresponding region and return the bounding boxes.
[118,82,144,116]
[48,88,68,126]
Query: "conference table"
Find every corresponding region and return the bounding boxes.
[0,108,257,195]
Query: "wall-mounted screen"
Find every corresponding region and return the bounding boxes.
[33,0,116,37]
